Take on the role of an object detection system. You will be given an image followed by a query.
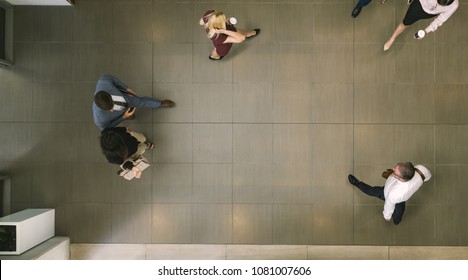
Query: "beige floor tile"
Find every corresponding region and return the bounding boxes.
[233,83,273,123]
[192,164,232,203]
[390,246,468,260]
[435,205,468,245]
[153,43,193,83]
[393,84,435,124]
[233,163,273,203]
[71,244,146,260]
[311,44,353,83]
[274,43,313,82]
[395,43,435,83]
[152,124,193,163]
[192,83,233,123]
[312,83,353,123]
[394,125,435,164]
[146,244,226,260]
[309,204,354,245]
[152,204,192,244]
[354,124,395,165]
[233,204,273,244]
[275,3,314,42]
[354,3,395,44]
[307,245,389,260]
[313,3,353,43]
[309,164,354,205]
[192,43,233,83]
[435,165,468,205]
[435,125,468,164]
[273,124,312,164]
[233,43,275,82]
[152,83,193,123]
[272,204,314,244]
[113,2,152,42]
[193,124,233,163]
[434,84,468,124]
[354,43,395,83]
[273,82,313,123]
[112,43,152,83]
[271,164,312,204]
[228,245,308,260]
[354,83,395,123]
[435,44,468,84]
[233,124,272,163]
[311,124,353,164]
[111,203,152,243]
[353,204,395,245]
[153,2,194,43]
[152,164,192,203]
[192,204,233,244]
[393,205,435,246]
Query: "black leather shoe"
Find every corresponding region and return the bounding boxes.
[348,174,360,186]
[351,6,362,18]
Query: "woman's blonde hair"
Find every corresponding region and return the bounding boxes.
[203,11,227,38]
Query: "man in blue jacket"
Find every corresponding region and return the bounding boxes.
[93,74,174,130]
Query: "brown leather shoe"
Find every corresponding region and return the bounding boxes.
[160,100,175,107]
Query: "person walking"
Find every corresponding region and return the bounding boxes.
[199,10,260,60]
[100,126,154,179]
[383,0,458,51]
[348,162,431,225]
[93,74,174,130]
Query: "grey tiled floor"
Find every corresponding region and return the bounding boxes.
[1,0,468,246]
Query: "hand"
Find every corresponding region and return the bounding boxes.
[123,107,135,119]
[132,167,142,179]
[125,127,132,132]
[414,30,425,39]
[126,88,137,96]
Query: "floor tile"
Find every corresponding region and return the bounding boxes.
[233,204,273,244]
[151,204,192,243]
[192,204,232,244]
[193,124,233,163]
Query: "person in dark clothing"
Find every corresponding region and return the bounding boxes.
[100,127,154,179]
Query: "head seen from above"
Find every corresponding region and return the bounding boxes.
[94,91,114,111]
[393,162,415,182]
[203,11,227,38]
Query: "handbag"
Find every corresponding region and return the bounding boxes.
[381,168,393,179]
[119,155,149,180]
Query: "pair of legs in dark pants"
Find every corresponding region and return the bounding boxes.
[352,179,406,225]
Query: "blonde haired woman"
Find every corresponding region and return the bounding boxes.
[199,10,260,60]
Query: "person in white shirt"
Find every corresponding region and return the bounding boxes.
[384,0,459,51]
[348,162,432,225]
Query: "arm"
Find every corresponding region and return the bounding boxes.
[382,199,395,221]
[106,74,130,92]
[216,29,245,44]
[104,116,126,129]
[425,2,458,33]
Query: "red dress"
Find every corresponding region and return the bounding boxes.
[202,10,237,57]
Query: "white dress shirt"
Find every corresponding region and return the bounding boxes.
[420,0,459,33]
[382,165,432,220]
